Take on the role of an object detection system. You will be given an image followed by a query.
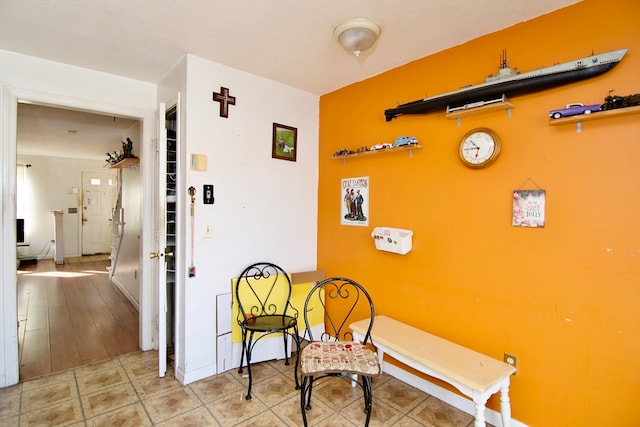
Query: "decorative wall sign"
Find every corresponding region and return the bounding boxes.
[341,176,369,226]
[212,87,236,118]
[271,123,297,162]
[512,189,546,227]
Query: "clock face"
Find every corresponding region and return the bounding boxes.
[459,128,501,168]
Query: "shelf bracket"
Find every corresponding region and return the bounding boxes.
[576,121,582,134]
[506,107,512,119]
[456,117,461,128]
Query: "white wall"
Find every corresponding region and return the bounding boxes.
[159,54,319,384]
[16,154,107,259]
[1,49,319,388]
[0,50,157,387]
[111,163,142,306]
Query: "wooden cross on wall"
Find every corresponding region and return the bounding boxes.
[212,87,236,118]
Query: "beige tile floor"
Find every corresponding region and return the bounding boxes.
[1,350,482,426]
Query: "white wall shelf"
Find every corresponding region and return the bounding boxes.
[446,99,514,126]
[332,144,422,162]
[549,105,640,133]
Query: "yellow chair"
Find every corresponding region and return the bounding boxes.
[233,262,300,400]
[299,277,380,426]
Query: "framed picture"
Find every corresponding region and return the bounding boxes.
[341,176,369,226]
[272,123,297,162]
[512,189,546,227]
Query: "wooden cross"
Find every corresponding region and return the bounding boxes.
[212,87,236,118]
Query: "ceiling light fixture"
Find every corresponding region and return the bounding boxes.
[334,18,381,57]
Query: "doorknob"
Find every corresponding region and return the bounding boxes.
[150,250,173,259]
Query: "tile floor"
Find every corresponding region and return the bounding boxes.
[1,350,481,426]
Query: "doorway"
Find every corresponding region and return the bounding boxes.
[1,87,157,386]
[16,104,140,380]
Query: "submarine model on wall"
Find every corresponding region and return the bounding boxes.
[384,48,629,121]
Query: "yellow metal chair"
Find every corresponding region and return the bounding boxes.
[234,262,300,400]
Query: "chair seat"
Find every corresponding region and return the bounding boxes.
[300,341,381,376]
[242,314,298,332]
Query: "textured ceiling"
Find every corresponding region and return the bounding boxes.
[1,0,580,159]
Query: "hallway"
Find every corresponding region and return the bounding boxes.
[17,255,139,381]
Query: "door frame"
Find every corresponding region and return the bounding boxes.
[0,86,157,387]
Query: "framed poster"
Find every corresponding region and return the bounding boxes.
[272,123,297,162]
[341,176,369,226]
[512,190,546,227]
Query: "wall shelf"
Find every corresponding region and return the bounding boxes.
[331,144,422,161]
[446,99,514,126]
[549,105,640,132]
[109,157,140,168]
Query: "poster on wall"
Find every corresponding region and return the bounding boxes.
[341,176,369,226]
[512,189,546,227]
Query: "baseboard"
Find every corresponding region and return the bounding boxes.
[176,362,217,386]
[383,364,528,427]
[110,277,140,311]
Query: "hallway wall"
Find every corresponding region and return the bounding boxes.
[16,154,106,259]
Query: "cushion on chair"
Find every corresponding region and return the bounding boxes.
[300,341,381,376]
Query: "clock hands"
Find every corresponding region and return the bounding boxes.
[463,144,481,158]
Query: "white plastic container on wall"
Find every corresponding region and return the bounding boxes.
[371,227,413,255]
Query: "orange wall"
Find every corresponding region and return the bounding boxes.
[317,0,640,425]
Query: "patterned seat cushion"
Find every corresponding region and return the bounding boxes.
[300,341,381,376]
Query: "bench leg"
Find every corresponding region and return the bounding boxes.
[500,384,512,427]
[473,400,486,427]
[377,349,385,372]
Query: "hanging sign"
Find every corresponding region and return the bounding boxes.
[512,189,546,228]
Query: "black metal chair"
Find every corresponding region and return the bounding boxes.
[234,262,300,400]
[299,277,380,426]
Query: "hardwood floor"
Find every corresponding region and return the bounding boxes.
[17,256,139,381]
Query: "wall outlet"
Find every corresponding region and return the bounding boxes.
[504,352,518,373]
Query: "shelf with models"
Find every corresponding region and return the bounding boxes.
[549,105,640,132]
[331,144,422,161]
[109,157,140,168]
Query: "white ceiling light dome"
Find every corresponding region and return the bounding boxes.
[334,18,381,57]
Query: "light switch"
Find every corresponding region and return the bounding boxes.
[203,185,214,204]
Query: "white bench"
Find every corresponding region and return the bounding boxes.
[350,315,516,427]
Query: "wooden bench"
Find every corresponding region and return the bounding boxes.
[350,315,516,427]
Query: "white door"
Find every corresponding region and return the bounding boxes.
[155,102,169,377]
[153,98,180,378]
[82,170,116,255]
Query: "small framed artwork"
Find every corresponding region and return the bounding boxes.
[272,123,297,162]
[512,189,546,227]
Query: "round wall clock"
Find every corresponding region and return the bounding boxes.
[458,127,501,168]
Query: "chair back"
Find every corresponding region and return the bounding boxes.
[302,277,374,345]
[234,262,297,325]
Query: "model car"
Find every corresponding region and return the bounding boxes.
[370,143,393,151]
[333,148,354,156]
[394,136,418,147]
[549,103,601,119]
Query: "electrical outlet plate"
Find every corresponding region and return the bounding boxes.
[504,352,518,373]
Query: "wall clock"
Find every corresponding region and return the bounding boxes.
[458,127,501,168]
